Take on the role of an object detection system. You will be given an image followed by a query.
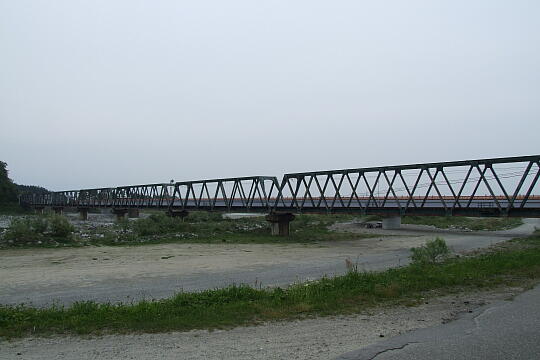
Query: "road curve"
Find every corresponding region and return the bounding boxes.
[336,283,540,360]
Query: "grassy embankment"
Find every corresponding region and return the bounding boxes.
[1,231,539,339]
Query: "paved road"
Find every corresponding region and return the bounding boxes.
[336,283,540,360]
[1,219,538,307]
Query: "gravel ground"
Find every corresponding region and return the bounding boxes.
[0,286,527,360]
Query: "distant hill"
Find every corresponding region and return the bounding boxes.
[15,184,50,195]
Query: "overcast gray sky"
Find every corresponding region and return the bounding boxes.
[1,0,539,191]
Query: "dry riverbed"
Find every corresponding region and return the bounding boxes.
[1,219,538,306]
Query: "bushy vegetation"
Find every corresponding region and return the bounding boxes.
[410,237,450,265]
[48,214,75,238]
[2,214,75,245]
[129,212,264,238]
[2,231,539,338]
[0,212,372,248]
[99,212,368,246]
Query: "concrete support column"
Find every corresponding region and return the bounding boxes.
[128,208,140,218]
[166,209,189,219]
[112,208,128,221]
[382,216,401,230]
[34,207,45,215]
[78,208,89,221]
[266,213,295,236]
[52,207,64,215]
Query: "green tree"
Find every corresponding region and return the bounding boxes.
[0,161,18,203]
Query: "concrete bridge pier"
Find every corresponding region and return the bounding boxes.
[112,208,128,221]
[52,207,64,215]
[128,208,140,218]
[266,213,295,236]
[34,207,45,215]
[78,208,89,221]
[382,216,401,230]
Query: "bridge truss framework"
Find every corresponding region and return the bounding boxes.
[20,155,540,219]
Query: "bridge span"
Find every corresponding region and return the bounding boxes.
[20,155,540,235]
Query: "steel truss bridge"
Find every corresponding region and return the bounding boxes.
[21,155,540,218]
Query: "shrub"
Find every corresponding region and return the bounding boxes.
[3,215,74,245]
[31,217,48,234]
[4,218,37,243]
[410,237,450,265]
[48,214,74,239]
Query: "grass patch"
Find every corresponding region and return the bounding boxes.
[410,237,450,265]
[402,216,522,231]
[2,231,540,339]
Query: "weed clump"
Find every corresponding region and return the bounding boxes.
[48,214,75,239]
[410,237,450,265]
